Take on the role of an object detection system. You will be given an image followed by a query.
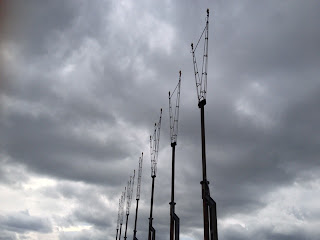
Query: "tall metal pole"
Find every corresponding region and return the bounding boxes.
[124,213,129,240]
[148,109,162,240]
[124,179,131,240]
[119,188,126,240]
[191,9,218,240]
[199,99,209,240]
[133,153,143,240]
[148,175,156,240]
[169,142,176,240]
[169,71,181,240]
[133,199,139,240]
[116,197,121,240]
[119,223,123,240]
[124,171,135,240]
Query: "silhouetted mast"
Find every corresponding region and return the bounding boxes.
[133,153,143,240]
[124,171,136,240]
[116,198,121,240]
[191,9,218,240]
[168,71,182,240]
[148,109,162,240]
[119,188,126,240]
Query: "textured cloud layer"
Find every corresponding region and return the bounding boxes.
[1,1,320,240]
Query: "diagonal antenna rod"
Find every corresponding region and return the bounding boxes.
[169,71,182,240]
[133,153,143,240]
[150,109,162,178]
[190,9,218,240]
[119,188,126,240]
[169,71,182,145]
[128,171,136,213]
[124,171,136,240]
[191,8,209,103]
[148,109,162,240]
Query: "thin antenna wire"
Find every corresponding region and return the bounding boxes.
[129,170,135,209]
[126,171,135,214]
[191,9,209,103]
[150,109,162,177]
[136,153,143,200]
[169,71,182,144]
[120,188,126,225]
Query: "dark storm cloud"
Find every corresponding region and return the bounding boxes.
[3,0,109,58]
[1,107,132,183]
[0,0,152,187]
[0,211,52,234]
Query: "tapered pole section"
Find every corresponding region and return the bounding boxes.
[116,229,119,240]
[199,99,209,240]
[124,214,129,240]
[119,223,123,240]
[169,142,176,240]
[133,199,139,240]
[148,175,155,240]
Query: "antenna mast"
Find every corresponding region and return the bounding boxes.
[116,198,121,240]
[148,109,162,240]
[119,188,126,240]
[191,9,218,240]
[169,71,182,240]
[133,153,143,240]
[124,171,136,240]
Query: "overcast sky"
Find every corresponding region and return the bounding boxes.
[1,1,320,240]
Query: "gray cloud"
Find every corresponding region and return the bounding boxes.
[0,231,17,240]
[39,180,119,236]
[0,211,52,234]
[59,228,108,240]
[1,0,320,240]
[220,223,313,240]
